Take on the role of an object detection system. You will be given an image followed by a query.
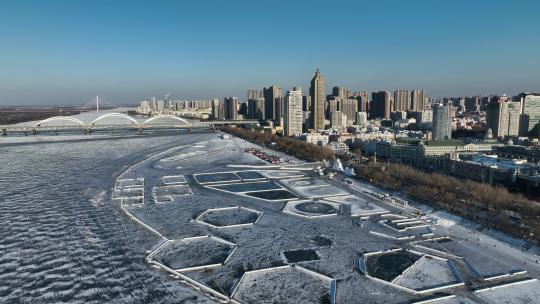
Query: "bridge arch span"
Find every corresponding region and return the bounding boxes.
[90,113,138,126]
[143,115,189,125]
[36,116,85,127]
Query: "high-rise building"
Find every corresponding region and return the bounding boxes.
[354,91,370,112]
[332,86,351,100]
[248,97,265,121]
[211,98,224,119]
[356,112,368,127]
[302,95,311,112]
[247,89,260,101]
[223,97,239,120]
[394,89,410,111]
[486,96,520,138]
[310,69,325,131]
[432,104,452,140]
[330,111,346,128]
[284,87,303,136]
[465,96,481,112]
[340,98,358,124]
[326,97,340,120]
[370,91,391,119]
[519,93,540,137]
[411,89,426,111]
[274,96,285,122]
[263,85,281,121]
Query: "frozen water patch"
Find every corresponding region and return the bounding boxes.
[242,189,298,201]
[207,181,281,193]
[281,249,320,264]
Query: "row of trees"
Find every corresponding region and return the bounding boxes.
[221,127,335,162]
[357,163,540,242]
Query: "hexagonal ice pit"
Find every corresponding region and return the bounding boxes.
[412,237,527,281]
[360,249,463,294]
[151,235,237,271]
[283,200,341,218]
[196,206,263,228]
[324,195,389,217]
[231,265,334,304]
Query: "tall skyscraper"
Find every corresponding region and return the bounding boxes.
[332,86,351,100]
[275,96,286,122]
[411,89,426,111]
[284,87,303,136]
[223,97,239,120]
[326,97,340,120]
[330,111,346,128]
[432,104,452,140]
[211,98,223,119]
[519,93,540,137]
[465,96,481,112]
[394,89,410,111]
[247,89,261,101]
[302,95,311,112]
[340,98,358,124]
[370,91,391,119]
[486,96,520,138]
[310,69,325,131]
[263,85,281,121]
[354,91,370,112]
[248,97,265,121]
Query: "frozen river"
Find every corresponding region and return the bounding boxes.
[0,131,215,303]
[2,126,540,304]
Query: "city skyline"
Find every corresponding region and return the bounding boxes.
[1,0,540,106]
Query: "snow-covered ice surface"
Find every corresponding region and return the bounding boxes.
[0,130,216,303]
[324,194,390,217]
[232,266,333,304]
[474,278,540,304]
[392,255,461,292]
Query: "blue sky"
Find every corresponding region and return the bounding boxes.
[0,0,539,106]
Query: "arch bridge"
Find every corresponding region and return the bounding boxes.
[0,112,259,135]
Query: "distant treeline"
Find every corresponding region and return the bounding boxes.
[221,127,335,162]
[0,109,81,125]
[357,163,540,243]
